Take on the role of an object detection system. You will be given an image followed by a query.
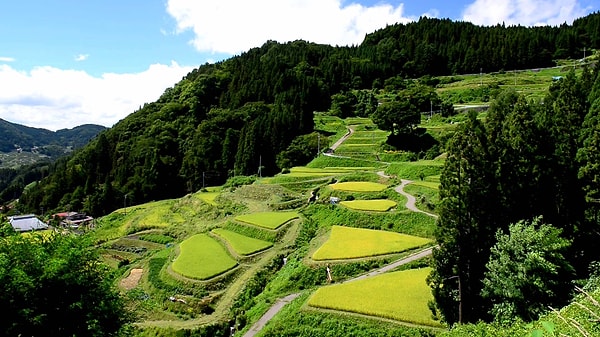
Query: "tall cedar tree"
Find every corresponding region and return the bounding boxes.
[429,111,498,324]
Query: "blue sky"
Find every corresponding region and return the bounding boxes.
[0,0,598,130]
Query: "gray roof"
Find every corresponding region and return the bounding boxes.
[9,215,48,232]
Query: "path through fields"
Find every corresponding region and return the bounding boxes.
[395,179,439,218]
[242,246,435,337]
[242,129,440,336]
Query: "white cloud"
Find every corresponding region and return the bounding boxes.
[74,54,89,62]
[462,0,590,26]
[0,57,15,62]
[165,0,414,55]
[0,62,195,131]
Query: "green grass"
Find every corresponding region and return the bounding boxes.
[340,199,397,212]
[212,228,273,256]
[235,211,299,230]
[409,180,440,189]
[312,226,433,260]
[308,267,442,327]
[193,191,220,205]
[330,181,387,192]
[307,154,385,169]
[385,160,444,181]
[171,234,237,280]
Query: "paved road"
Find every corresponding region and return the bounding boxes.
[241,246,435,337]
[242,293,301,337]
[241,129,440,337]
[346,246,435,282]
[395,179,439,219]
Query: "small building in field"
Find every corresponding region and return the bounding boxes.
[53,212,94,228]
[9,214,48,232]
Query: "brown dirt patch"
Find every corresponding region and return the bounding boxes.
[120,268,143,290]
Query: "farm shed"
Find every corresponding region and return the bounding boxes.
[9,214,48,232]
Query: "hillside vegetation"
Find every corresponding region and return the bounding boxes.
[1,12,600,337]
[5,12,599,216]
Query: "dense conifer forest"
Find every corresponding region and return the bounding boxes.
[2,12,599,218]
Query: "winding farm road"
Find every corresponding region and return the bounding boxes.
[395,179,439,219]
[243,293,301,337]
[322,126,354,158]
[242,247,435,337]
[242,127,440,337]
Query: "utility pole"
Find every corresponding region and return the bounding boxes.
[430,99,433,118]
[124,194,128,215]
[480,68,482,86]
[258,155,262,178]
[317,133,320,157]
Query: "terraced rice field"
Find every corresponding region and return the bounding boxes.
[308,268,442,327]
[329,181,387,192]
[193,191,220,205]
[235,211,299,230]
[340,199,397,212]
[212,228,273,255]
[312,226,433,260]
[172,234,237,280]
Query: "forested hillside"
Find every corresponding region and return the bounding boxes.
[0,118,105,153]
[10,12,600,217]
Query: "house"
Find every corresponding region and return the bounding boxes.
[53,212,94,228]
[8,214,48,232]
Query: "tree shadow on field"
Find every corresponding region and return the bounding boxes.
[386,128,438,153]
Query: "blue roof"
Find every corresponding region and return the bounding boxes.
[9,215,48,232]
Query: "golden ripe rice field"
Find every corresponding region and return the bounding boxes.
[312,226,432,260]
[308,267,442,327]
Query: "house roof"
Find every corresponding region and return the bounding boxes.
[9,214,48,232]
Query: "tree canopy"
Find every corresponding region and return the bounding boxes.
[481,217,574,323]
[0,226,133,336]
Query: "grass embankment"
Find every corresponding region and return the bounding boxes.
[312,226,433,260]
[340,199,397,212]
[235,211,299,230]
[172,234,237,280]
[212,228,273,256]
[308,267,442,327]
[385,160,443,181]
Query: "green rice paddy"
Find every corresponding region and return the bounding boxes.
[235,211,299,230]
[212,228,273,256]
[312,226,433,260]
[172,234,237,280]
[340,199,397,212]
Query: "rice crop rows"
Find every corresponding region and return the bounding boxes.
[312,226,433,260]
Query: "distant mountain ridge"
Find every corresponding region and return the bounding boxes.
[0,118,106,153]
